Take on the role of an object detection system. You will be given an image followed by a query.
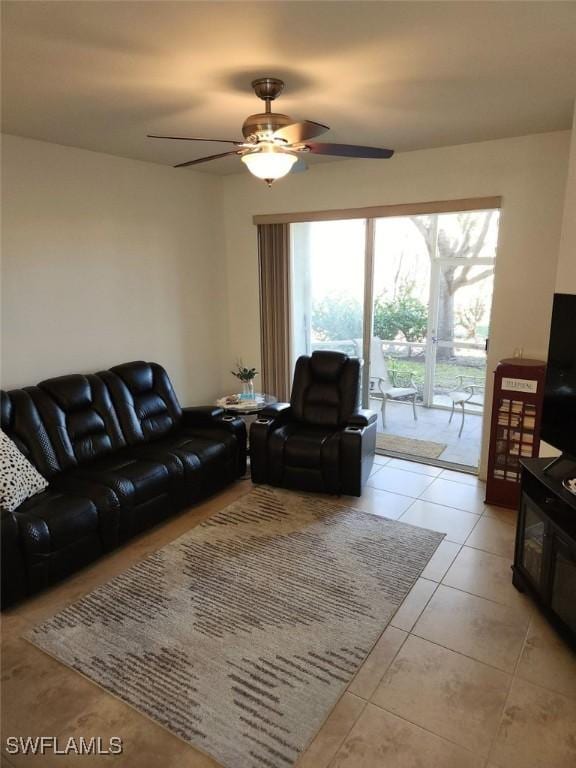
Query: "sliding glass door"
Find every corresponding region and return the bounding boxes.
[428,211,497,409]
[291,219,366,362]
[370,215,431,418]
[290,207,500,470]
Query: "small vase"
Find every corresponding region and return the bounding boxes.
[241,380,255,400]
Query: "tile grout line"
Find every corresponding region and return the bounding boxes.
[365,697,487,762]
[370,701,492,760]
[457,542,515,562]
[324,697,368,768]
[415,475,488,515]
[437,566,534,618]
[396,464,483,487]
[483,601,533,766]
[462,508,483,540]
[396,508,482,547]
[348,628,410,702]
[404,631,516,677]
[421,541,463,583]
[378,463,443,479]
[462,542,515,560]
[417,497,486,515]
[436,581,529,615]
[391,577,440,634]
[365,483,426,502]
[399,499,485,523]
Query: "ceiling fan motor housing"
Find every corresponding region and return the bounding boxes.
[242,112,293,142]
[251,77,285,101]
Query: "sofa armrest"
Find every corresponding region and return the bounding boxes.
[181,406,225,426]
[182,406,247,477]
[340,417,377,496]
[256,402,292,423]
[182,407,246,441]
[51,476,122,550]
[250,404,292,485]
[1,508,28,608]
[347,409,377,428]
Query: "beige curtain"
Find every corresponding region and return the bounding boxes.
[257,223,292,402]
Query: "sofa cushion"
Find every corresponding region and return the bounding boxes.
[281,425,340,470]
[180,426,237,459]
[265,423,341,494]
[101,362,183,444]
[182,411,247,477]
[170,432,232,478]
[32,375,125,468]
[70,451,178,506]
[138,429,235,498]
[0,430,49,512]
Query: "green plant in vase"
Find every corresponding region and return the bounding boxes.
[231,362,258,400]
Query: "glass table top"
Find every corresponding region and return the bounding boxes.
[216,393,278,415]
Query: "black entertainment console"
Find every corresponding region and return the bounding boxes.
[513,458,576,647]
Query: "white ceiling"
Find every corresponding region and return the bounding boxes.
[2,1,576,175]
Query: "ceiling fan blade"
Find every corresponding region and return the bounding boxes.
[274,120,329,144]
[291,157,308,174]
[306,142,394,159]
[148,134,243,145]
[174,151,240,168]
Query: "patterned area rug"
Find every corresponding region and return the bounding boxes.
[376,432,447,459]
[27,487,444,768]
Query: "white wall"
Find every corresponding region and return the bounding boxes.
[539,102,576,458]
[555,102,576,293]
[220,131,571,476]
[2,131,570,475]
[1,135,226,404]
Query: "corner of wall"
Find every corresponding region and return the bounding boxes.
[555,100,576,294]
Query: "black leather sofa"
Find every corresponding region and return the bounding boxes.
[250,351,376,496]
[1,361,246,608]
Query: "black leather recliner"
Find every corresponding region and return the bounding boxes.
[250,351,377,496]
[1,361,247,607]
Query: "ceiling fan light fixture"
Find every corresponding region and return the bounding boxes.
[150,77,394,179]
[241,146,297,185]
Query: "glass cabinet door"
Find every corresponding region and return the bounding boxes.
[550,535,576,634]
[520,495,547,587]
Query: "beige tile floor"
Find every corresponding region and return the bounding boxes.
[2,460,576,768]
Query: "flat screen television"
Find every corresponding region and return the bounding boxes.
[541,293,576,460]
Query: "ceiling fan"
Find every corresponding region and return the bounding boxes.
[147,77,394,186]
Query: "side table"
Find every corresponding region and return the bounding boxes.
[216,393,278,457]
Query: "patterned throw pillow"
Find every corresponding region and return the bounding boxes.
[0,430,48,512]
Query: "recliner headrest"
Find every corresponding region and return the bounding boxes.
[110,361,153,394]
[309,351,348,382]
[39,375,93,411]
[1,387,62,476]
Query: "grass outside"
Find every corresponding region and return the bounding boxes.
[389,356,486,396]
[310,340,487,397]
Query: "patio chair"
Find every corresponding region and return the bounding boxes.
[355,338,418,427]
[448,375,485,438]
